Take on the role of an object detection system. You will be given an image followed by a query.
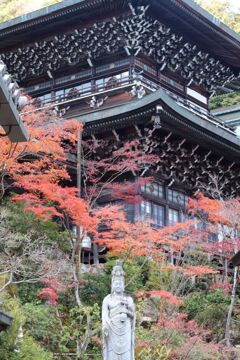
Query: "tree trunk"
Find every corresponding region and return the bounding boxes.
[225,266,238,346]
[76,339,81,359]
[223,258,228,282]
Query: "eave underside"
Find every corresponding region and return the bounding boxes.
[0,0,239,74]
[0,5,237,97]
[76,90,240,197]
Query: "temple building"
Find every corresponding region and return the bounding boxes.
[213,104,240,136]
[0,309,12,332]
[0,64,28,142]
[0,0,240,262]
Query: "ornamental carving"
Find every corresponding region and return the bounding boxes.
[0,4,237,92]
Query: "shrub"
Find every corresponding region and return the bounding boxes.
[183,290,230,340]
[22,303,60,352]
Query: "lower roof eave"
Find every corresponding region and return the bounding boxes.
[76,89,240,158]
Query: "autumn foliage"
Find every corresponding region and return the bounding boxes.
[1,102,240,358]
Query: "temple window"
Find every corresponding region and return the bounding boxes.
[139,200,165,228]
[139,183,188,227]
[141,182,164,198]
[115,71,129,84]
[95,72,129,91]
[208,232,218,243]
[168,189,188,206]
[152,202,165,228]
[168,208,179,226]
[39,92,52,103]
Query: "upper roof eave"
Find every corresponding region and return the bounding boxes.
[0,0,239,64]
[1,0,240,42]
[152,0,240,69]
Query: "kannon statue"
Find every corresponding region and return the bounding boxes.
[102,260,135,360]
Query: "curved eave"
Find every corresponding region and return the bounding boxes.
[1,0,240,44]
[152,0,240,69]
[0,0,116,50]
[78,89,240,159]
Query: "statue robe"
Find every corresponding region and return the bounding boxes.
[102,294,135,360]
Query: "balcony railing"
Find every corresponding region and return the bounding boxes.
[166,89,236,135]
[25,75,160,113]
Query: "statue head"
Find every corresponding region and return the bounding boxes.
[111,260,125,295]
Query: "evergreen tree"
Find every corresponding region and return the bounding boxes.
[196,0,240,33]
[0,0,62,23]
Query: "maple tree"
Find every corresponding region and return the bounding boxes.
[1,101,240,356]
[0,106,87,302]
[188,192,240,345]
[131,192,240,359]
[97,189,240,351]
[0,103,166,357]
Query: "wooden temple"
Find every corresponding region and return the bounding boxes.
[0,0,240,263]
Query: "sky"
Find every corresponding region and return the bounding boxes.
[229,0,240,12]
[34,0,240,15]
[32,0,240,13]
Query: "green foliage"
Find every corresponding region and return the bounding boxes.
[59,304,101,358]
[0,0,62,23]
[136,344,171,360]
[184,290,230,319]
[9,336,53,360]
[81,272,111,306]
[209,92,240,110]
[146,261,199,296]
[57,289,77,310]
[17,283,42,304]
[0,298,24,358]
[4,201,68,248]
[22,303,60,353]
[0,297,51,359]
[184,290,230,340]
[196,0,240,33]
[146,262,174,291]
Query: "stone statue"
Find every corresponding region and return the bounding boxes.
[102,260,135,360]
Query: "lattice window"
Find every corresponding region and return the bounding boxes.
[141,182,164,198]
[139,200,165,228]
[168,208,179,226]
[168,189,188,206]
